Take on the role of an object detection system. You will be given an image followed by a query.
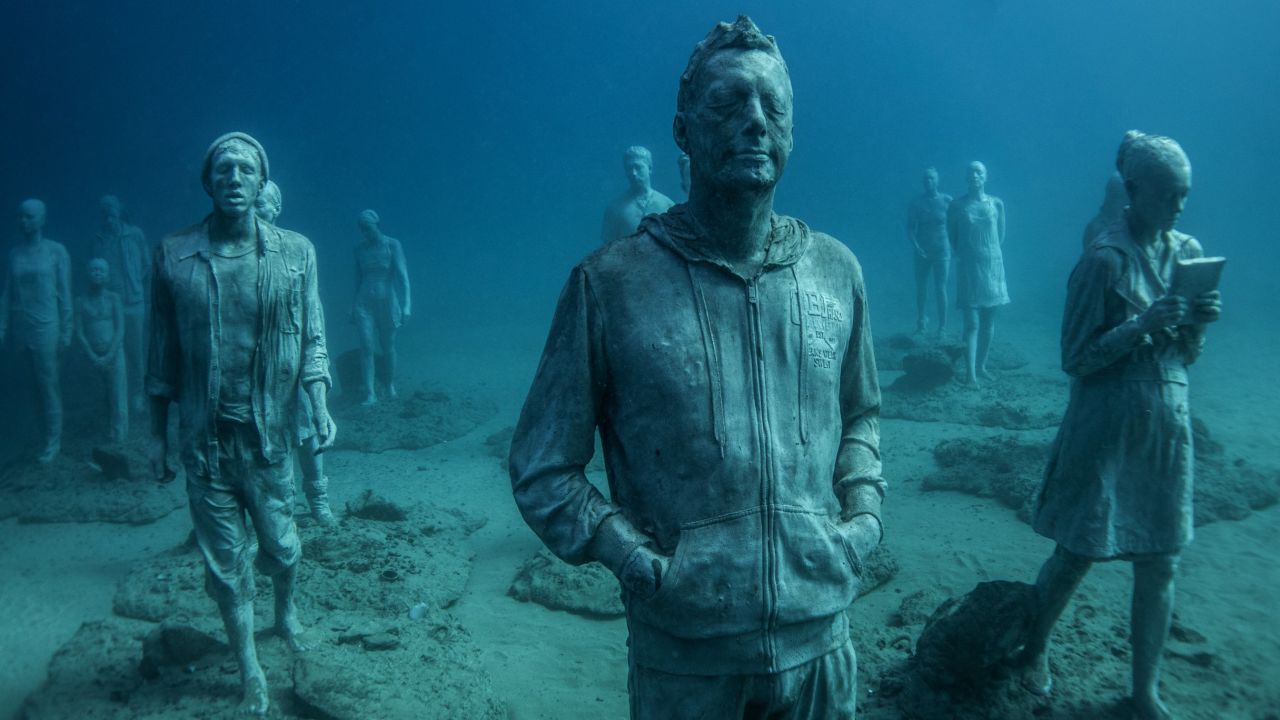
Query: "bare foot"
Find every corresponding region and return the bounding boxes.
[1131,695,1173,720]
[978,367,997,381]
[239,670,269,716]
[361,395,378,407]
[1014,649,1053,696]
[274,613,312,652]
[960,374,981,389]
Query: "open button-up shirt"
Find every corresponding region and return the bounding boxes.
[147,217,330,476]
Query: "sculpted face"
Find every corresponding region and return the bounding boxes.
[1129,161,1191,233]
[968,162,987,193]
[923,169,939,194]
[18,200,45,236]
[208,141,264,218]
[100,197,124,234]
[255,182,282,224]
[678,48,794,194]
[625,156,652,191]
[87,259,109,286]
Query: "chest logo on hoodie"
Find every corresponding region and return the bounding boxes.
[801,291,844,370]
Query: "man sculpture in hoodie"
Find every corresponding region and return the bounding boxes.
[509,17,883,720]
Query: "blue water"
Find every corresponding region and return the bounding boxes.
[1,1,1277,715]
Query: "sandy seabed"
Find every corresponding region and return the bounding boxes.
[1,307,1276,719]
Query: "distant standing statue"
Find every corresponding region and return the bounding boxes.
[906,167,953,337]
[948,161,1008,386]
[1082,172,1127,250]
[600,146,676,243]
[76,258,128,444]
[93,195,150,412]
[1017,132,1221,720]
[255,181,336,526]
[0,199,72,463]
[148,132,335,715]
[352,209,410,405]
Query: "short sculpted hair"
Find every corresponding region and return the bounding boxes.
[1117,130,1190,185]
[677,16,790,115]
[624,146,653,168]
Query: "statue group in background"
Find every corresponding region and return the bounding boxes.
[513,17,881,719]
[148,132,335,715]
[949,160,1009,387]
[1083,171,1127,250]
[1017,131,1220,720]
[906,166,952,337]
[93,194,150,412]
[75,258,128,443]
[352,209,410,406]
[0,199,72,463]
[600,145,676,243]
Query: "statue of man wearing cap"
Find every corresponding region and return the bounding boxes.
[147,132,335,715]
[511,17,882,719]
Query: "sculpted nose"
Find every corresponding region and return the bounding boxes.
[742,95,767,135]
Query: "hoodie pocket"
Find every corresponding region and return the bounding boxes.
[773,507,862,625]
[628,507,766,639]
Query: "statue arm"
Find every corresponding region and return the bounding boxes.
[509,266,646,572]
[57,244,73,345]
[393,238,410,316]
[835,268,885,547]
[1060,249,1146,377]
[998,198,1007,245]
[108,293,125,358]
[299,243,335,448]
[73,298,94,360]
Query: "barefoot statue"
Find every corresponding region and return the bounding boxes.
[255,181,336,527]
[0,199,72,463]
[148,132,335,715]
[947,161,1008,386]
[93,195,150,412]
[600,145,676,243]
[351,209,410,406]
[76,259,128,444]
[1017,131,1221,720]
[906,166,953,337]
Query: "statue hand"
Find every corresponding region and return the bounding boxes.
[314,411,337,452]
[1137,295,1188,333]
[838,514,882,571]
[1191,290,1222,324]
[620,545,670,600]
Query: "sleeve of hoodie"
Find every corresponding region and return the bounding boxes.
[509,265,650,569]
[835,258,885,527]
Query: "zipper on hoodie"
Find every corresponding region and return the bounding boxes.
[747,276,781,668]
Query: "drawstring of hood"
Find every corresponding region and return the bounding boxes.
[790,265,809,444]
[687,262,727,457]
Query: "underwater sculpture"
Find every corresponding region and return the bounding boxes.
[1016,131,1221,720]
[511,17,882,719]
[948,160,1009,386]
[678,151,692,196]
[0,198,72,463]
[599,145,676,243]
[906,166,953,337]
[93,194,150,412]
[147,132,335,715]
[1083,171,1128,250]
[76,258,128,444]
[351,208,410,405]
[255,181,336,526]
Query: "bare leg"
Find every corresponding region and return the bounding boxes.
[217,600,269,716]
[107,352,129,444]
[933,257,949,339]
[977,306,998,380]
[271,564,311,652]
[30,341,62,463]
[381,322,398,399]
[913,256,930,334]
[1017,545,1092,695]
[1131,555,1178,720]
[962,308,980,386]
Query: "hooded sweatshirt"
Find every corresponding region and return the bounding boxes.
[510,205,884,675]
